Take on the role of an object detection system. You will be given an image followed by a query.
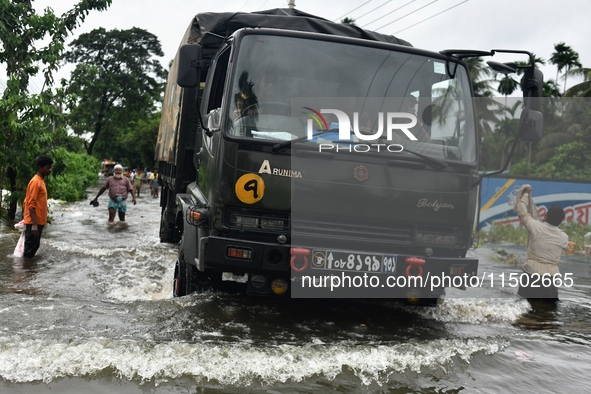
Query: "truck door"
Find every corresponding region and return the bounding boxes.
[197,46,232,190]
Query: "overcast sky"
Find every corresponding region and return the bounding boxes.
[14,0,591,94]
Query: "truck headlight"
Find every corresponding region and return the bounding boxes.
[231,214,260,228]
[260,218,284,229]
[226,208,288,231]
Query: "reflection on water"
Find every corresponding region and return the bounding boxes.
[2,256,40,295]
[0,185,590,393]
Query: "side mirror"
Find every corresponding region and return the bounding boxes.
[487,61,517,75]
[519,109,543,143]
[206,108,221,132]
[522,67,544,112]
[177,44,202,88]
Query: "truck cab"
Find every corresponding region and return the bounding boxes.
[156,9,543,302]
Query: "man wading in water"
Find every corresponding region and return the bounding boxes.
[514,185,568,306]
[91,164,136,223]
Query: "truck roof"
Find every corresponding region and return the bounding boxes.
[182,8,412,62]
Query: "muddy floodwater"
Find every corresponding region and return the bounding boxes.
[1,182,591,393]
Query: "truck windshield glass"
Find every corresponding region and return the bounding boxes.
[228,34,476,163]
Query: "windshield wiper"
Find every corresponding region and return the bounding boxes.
[400,147,448,169]
[272,131,448,170]
[271,129,337,153]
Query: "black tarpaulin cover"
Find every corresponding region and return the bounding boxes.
[180,8,412,61]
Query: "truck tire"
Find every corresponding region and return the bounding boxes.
[173,237,192,297]
[173,258,188,297]
[160,208,174,243]
[176,231,232,295]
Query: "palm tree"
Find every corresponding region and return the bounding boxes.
[496,100,523,169]
[549,43,570,84]
[464,57,499,135]
[564,67,591,97]
[497,74,519,107]
[543,79,562,98]
[549,42,582,94]
[534,112,578,163]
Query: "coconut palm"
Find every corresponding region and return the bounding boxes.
[549,42,582,94]
[534,97,583,163]
[464,57,500,136]
[549,43,570,84]
[543,79,562,98]
[497,74,519,107]
[564,67,591,97]
[497,74,519,97]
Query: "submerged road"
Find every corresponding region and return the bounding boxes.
[1,182,590,393]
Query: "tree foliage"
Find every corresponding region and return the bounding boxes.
[564,67,591,97]
[549,42,582,94]
[46,147,100,202]
[63,27,165,157]
[0,0,112,219]
[94,111,161,171]
[470,46,591,181]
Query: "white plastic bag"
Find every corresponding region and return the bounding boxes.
[14,220,25,231]
[13,220,26,257]
[14,231,25,257]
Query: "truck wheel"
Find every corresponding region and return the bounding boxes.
[160,208,173,243]
[173,237,193,297]
[173,258,188,297]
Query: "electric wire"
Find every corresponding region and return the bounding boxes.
[258,0,270,10]
[374,0,439,31]
[333,0,374,22]
[362,0,417,28]
[393,0,470,34]
[353,0,393,21]
[239,0,251,12]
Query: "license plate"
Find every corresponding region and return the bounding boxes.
[310,250,397,273]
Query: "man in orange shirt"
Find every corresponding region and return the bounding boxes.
[23,155,53,258]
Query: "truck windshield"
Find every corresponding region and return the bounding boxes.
[228,34,476,163]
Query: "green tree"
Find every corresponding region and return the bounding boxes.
[63,27,165,157]
[532,98,590,177]
[564,67,591,97]
[0,0,112,219]
[550,43,570,85]
[465,57,499,136]
[496,73,519,108]
[549,42,582,94]
[341,17,356,25]
[543,79,562,98]
[47,147,100,201]
[497,74,519,97]
[112,112,161,171]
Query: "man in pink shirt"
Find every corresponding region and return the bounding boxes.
[91,164,136,223]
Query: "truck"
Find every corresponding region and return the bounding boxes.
[101,159,116,177]
[156,8,543,302]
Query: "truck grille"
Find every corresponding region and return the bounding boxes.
[291,216,414,248]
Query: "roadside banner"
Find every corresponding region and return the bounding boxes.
[479,176,591,230]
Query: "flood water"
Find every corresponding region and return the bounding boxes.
[1,182,590,393]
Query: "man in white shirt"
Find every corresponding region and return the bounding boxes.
[514,185,568,303]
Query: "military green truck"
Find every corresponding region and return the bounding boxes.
[156,8,543,302]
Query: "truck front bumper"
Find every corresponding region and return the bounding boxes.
[202,236,478,298]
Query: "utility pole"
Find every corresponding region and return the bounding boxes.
[288,0,295,9]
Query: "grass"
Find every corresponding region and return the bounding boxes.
[480,222,591,266]
[480,222,591,251]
